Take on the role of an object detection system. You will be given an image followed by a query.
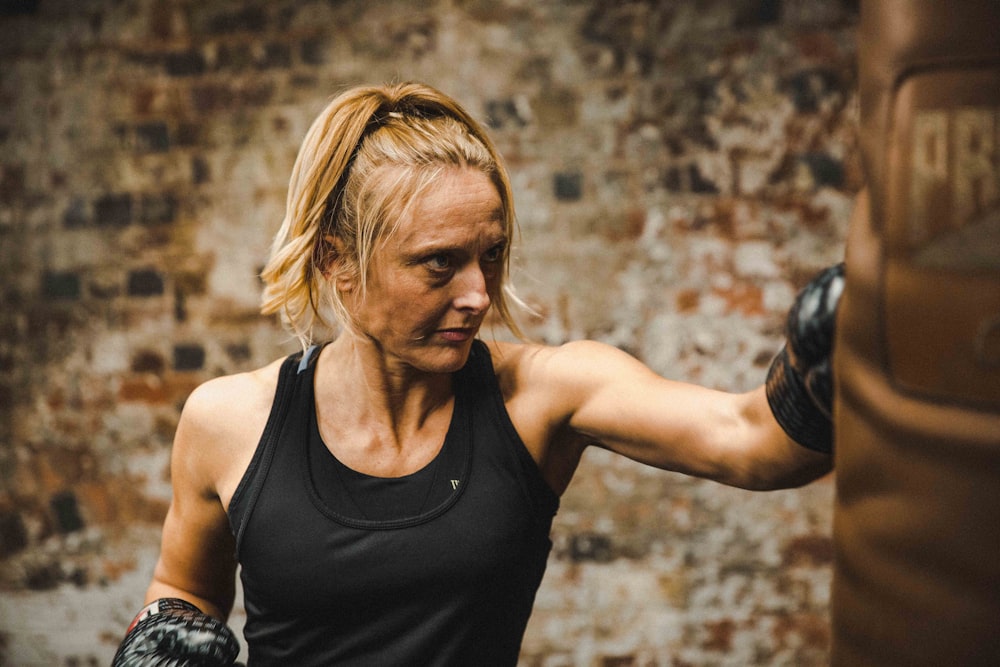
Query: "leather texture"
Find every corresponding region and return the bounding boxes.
[832,2,1000,664]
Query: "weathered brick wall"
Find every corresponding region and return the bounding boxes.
[0,0,858,663]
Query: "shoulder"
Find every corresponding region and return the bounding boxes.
[482,339,639,494]
[486,339,647,390]
[484,338,648,417]
[172,355,289,502]
[181,356,286,433]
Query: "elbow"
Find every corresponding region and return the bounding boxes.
[738,451,833,491]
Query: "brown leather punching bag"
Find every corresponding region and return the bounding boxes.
[832,2,1000,665]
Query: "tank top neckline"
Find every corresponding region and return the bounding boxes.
[297,342,474,531]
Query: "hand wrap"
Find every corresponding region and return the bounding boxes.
[112,597,242,667]
[766,263,844,454]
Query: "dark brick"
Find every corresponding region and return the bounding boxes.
[140,192,177,224]
[0,510,28,557]
[0,163,25,203]
[192,156,210,184]
[26,307,77,342]
[111,123,130,149]
[25,561,62,590]
[485,99,527,130]
[225,342,251,363]
[176,122,202,147]
[127,269,165,297]
[135,122,170,152]
[0,349,13,372]
[131,349,166,374]
[217,42,253,71]
[689,164,719,194]
[174,285,187,321]
[94,193,133,226]
[122,49,164,70]
[62,197,89,228]
[42,271,82,300]
[257,42,292,69]
[0,0,40,16]
[782,534,835,566]
[191,83,226,113]
[554,171,583,201]
[569,532,613,562]
[173,343,205,371]
[783,68,843,113]
[149,2,175,39]
[301,37,326,65]
[165,50,207,76]
[174,270,207,296]
[50,490,85,533]
[602,657,637,667]
[801,152,844,188]
[207,7,267,34]
[735,0,782,27]
[242,81,275,107]
[664,164,720,194]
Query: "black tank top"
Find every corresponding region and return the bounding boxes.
[227,340,559,665]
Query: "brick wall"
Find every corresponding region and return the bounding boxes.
[0,0,858,663]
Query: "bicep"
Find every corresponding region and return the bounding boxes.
[564,346,743,478]
[149,500,237,619]
[554,341,817,488]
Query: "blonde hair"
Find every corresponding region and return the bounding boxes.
[260,82,523,348]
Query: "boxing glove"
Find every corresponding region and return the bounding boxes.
[112,598,242,667]
[765,263,844,454]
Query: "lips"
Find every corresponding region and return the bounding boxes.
[437,327,476,342]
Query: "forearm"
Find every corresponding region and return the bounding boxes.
[146,573,234,621]
[722,386,833,491]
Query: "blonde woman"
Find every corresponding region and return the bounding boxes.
[113,82,837,666]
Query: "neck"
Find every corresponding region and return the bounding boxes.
[319,334,455,443]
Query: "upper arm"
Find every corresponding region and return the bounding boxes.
[538,340,829,490]
[146,373,267,618]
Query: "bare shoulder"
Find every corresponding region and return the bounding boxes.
[486,338,651,400]
[484,339,639,494]
[173,355,288,507]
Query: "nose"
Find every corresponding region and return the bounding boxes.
[453,264,492,314]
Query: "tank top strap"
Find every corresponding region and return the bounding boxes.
[228,348,313,555]
[464,339,560,519]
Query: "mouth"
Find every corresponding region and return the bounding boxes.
[436,327,477,343]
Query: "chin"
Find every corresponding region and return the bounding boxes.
[413,341,475,374]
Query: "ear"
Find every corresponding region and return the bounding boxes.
[322,234,358,293]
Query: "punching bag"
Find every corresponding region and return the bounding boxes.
[832,2,1000,665]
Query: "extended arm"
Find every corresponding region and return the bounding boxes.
[531,265,840,490]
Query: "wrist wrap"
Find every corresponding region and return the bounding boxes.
[766,263,844,454]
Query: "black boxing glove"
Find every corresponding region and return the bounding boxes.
[766,263,845,454]
[112,598,242,667]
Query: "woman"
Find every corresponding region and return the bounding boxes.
[113,82,835,665]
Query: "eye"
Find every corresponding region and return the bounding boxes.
[483,243,506,264]
[424,253,452,271]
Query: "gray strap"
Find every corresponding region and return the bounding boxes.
[298,344,319,373]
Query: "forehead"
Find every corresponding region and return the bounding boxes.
[392,168,505,246]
